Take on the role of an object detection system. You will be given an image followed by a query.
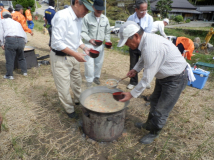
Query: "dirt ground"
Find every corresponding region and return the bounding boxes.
[0,30,214,160]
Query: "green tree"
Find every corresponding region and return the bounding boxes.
[156,0,173,18]
[174,15,183,23]
[12,0,35,13]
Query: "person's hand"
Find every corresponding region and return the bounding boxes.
[84,47,91,56]
[1,45,5,50]
[30,32,34,36]
[119,92,133,102]
[89,39,96,46]
[127,69,137,78]
[74,52,87,62]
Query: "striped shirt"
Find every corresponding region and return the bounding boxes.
[131,33,187,98]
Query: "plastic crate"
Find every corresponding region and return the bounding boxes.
[188,68,210,89]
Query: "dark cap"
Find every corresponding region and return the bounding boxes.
[49,0,55,7]
[28,6,31,9]
[0,3,4,7]
[15,4,23,11]
[93,0,104,11]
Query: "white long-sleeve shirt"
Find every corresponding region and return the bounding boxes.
[151,21,167,38]
[0,18,27,46]
[127,12,153,33]
[51,6,83,51]
[131,33,187,98]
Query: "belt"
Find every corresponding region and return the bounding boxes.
[6,36,24,38]
[52,49,72,57]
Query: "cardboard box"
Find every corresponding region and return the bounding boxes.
[188,68,210,89]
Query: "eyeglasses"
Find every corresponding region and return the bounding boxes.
[139,10,147,13]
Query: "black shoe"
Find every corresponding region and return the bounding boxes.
[93,77,100,85]
[75,102,80,105]
[135,122,149,130]
[67,112,79,119]
[135,113,154,130]
[139,131,160,144]
[142,95,150,102]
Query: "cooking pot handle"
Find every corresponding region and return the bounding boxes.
[107,116,123,124]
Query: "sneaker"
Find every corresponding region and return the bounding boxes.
[23,73,28,76]
[127,84,135,90]
[93,77,100,85]
[67,111,79,119]
[86,82,92,87]
[3,75,14,80]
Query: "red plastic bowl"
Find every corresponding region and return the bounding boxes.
[105,42,112,49]
[89,49,100,58]
[95,40,103,46]
[113,92,125,101]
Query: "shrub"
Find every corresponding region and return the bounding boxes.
[174,15,184,23]
[170,15,175,20]
[13,0,35,12]
[153,17,159,21]
[185,19,191,23]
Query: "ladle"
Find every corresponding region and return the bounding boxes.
[105,76,129,88]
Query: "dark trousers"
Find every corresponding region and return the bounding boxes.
[149,69,188,129]
[129,48,141,85]
[4,37,27,76]
[48,26,52,47]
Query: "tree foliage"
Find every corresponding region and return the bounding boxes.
[174,15,183,23]
[12,0,35,13]
[156,0,173,18]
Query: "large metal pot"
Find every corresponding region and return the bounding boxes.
[80,86,129,142]
[14,46,38,69]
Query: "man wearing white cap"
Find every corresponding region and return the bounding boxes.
[50,0,93,119]
[151,18,169,38]
[117,21,188,144]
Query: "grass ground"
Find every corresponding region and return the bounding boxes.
[0,22,214,160]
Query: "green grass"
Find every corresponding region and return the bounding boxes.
[34,20,44,31]
[36,1,42,8]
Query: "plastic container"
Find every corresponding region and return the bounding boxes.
[187,68,210,89]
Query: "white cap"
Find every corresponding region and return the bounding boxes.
[163,18,169,24]
[117,21,140,47]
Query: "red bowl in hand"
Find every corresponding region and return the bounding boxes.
[105,42,112,49]
[95,40,103,46]
[89,49,100,58]
[113,92,125,101]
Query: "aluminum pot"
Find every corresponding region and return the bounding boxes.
[80,86,129,142]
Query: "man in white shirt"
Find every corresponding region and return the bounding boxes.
[81,0,111,87]
[50,0,93,119]
[0,12,27,80]
[126,0,153,90]
[117,21,188,144]
[151,18,169,38]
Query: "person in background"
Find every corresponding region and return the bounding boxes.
[0,3,9,19]
[151,18,169,38]
[50,0,93,119]
[12,4,33,36]
[117,21,188,144]
[44,0,56,48]
[172,37,194,60]
[0,12,27,80]
[126,0,153,90]
[81,0,111,87]
[8,7,14,14]
[25,7,34,30]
